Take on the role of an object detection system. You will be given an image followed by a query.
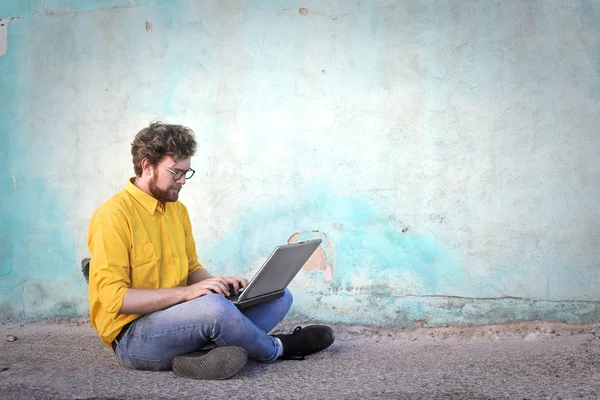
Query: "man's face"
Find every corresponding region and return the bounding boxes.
[148,156,191,203]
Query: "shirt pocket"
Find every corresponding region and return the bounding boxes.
[131,243,159,289]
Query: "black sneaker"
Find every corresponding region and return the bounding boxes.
[274,325,335,360]
[172,346,247,380]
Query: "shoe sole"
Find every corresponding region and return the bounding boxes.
[172,346,248,380]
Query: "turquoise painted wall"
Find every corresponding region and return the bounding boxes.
[1,0,600,326]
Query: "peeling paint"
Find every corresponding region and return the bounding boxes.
[145,21,152,31]
[288,232,299,243]
[288,230,334,282]
[299,8,309,16]
[0,18,8,57]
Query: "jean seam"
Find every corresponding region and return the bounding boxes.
[129,355,163,363]
[128,325,212,339]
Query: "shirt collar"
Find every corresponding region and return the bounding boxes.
[125,178,163,215]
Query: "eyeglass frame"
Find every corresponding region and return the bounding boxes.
[157,162,195,181]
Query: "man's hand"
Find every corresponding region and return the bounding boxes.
[222,276,248,295]
[183,276,248,301]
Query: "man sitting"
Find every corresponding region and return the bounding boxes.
[87,122,334,379]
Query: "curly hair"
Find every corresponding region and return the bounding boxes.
[131,122,197,177]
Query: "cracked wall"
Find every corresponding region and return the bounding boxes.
[0,18,8,56]
[1,0,600,326]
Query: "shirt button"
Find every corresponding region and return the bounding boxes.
[168,259,173,264]
[163,237,168,242]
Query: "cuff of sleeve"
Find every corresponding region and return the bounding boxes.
[101,284,129,317]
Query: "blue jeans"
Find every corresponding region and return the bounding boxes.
[114,289,293,370]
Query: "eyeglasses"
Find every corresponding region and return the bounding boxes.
[157,162,195,181]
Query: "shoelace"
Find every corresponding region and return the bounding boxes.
[288,326,306,360]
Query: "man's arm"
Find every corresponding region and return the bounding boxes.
[121,273,248,315]
[187,268,214,285]
[121,276,231,315]
[121,287,188,315]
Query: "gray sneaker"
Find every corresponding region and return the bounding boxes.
[172,346,248,380]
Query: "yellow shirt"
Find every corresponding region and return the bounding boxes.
[88,179,203,348]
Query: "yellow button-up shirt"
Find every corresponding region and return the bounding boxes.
[88,179,203,348]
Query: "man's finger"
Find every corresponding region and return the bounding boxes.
[207,278,230,294]
[205,281,228,295]
[216,282,230,295]
[219,280,231,295]
[221,276,239,294]
[227,279,239,293]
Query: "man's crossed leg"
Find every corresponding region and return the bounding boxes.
[111,289,334,379]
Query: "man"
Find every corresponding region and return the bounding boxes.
[87,122,334,380]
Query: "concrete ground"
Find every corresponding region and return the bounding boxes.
[1,319,600,400]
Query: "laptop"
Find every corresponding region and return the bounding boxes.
[226,239,322,309]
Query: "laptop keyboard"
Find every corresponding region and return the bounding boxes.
[225,293,240,302]
[225,286,245,302]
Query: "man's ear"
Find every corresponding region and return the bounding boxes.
[140,158,153,176]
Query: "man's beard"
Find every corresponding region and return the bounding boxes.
[148,174,179,203]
